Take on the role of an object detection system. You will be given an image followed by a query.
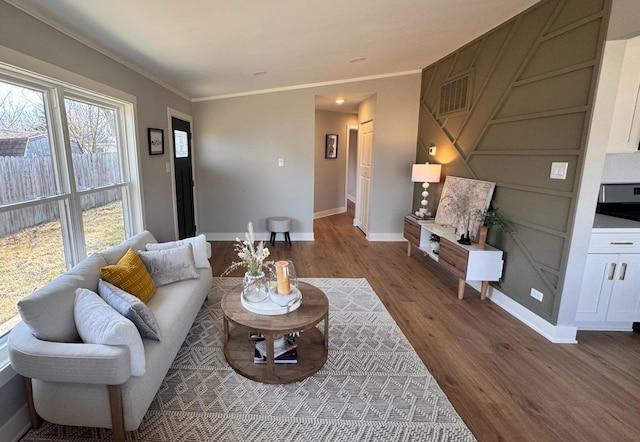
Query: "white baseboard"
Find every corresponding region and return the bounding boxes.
[366,232,405,242]
[575,322,633,332]
[313,207,346,219]
[204,232,314,242]
[0,404,30,442]
[467,281,578,344]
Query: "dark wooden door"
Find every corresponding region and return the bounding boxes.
[172,117,195,239]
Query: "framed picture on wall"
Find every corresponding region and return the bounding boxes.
[325,134,338,159]
[148,128,164,155]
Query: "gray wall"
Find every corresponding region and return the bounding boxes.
[415,0,610,324]
[193,74,420,242]
[314,110,358,215]
[0,2,192,242]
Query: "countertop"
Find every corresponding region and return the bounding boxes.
[593,213,640,232]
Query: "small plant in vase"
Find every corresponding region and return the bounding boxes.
[476,208,508,250]
[429,233,440,254]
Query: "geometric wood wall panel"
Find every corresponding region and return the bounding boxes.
[415,0,609,323]
[469,154,578,193]
[477,113,585,151]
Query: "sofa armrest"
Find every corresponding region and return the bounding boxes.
[8,322,131,385]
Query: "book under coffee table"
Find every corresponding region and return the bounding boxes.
[220,282,329,384]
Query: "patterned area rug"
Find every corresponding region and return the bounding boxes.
[21,278,475,441]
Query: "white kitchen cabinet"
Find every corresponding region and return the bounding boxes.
[576,254,640,322]
[576,230,640,329]
[607,254,640,321]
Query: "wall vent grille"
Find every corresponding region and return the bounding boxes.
[438,74,471,116]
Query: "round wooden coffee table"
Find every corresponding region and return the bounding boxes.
[221,282,329,384]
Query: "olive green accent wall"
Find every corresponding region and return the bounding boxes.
[415,0,610,323]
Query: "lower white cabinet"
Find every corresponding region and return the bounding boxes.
[576,231,640,328]
[606,254,640,321]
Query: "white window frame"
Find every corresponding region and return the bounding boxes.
[0,66,144,337]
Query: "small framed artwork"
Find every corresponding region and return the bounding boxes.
[325,134,338,159]
[148,128,164,155]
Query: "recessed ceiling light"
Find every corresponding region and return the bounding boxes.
[335,98,345,105]
[253,71,268,76]
[350,57,367,63]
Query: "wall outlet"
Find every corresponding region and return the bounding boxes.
[530,288,544,302]
[278,158,284,167]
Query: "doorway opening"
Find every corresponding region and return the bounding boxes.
[313,94,374,237]
[171,115,196,239]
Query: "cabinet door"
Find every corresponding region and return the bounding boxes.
[403,218,420,247]
[576,254,617,322]
[607,255,640,322]
[438,238,467,279]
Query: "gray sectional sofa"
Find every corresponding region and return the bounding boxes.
[8,230,213,441]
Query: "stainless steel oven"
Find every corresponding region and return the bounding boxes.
[596,183,640,222]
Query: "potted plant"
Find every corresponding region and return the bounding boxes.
[429,233,440,254]
[476,208,508,250]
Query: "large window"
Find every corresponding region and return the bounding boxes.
[0,72,141,336]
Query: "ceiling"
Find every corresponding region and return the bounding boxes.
[9,0,538,111]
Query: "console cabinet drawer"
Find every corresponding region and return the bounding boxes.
[439,238,468,279]
[403,218,421,247]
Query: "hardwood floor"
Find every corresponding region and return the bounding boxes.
[211,209,640,442]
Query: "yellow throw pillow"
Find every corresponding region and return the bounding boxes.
[100,248,156,303]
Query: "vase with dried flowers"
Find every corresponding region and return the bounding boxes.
[221,222,273,303]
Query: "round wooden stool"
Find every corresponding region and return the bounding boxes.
[267,217,292,246]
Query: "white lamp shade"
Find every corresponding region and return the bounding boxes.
[411,163,441,183]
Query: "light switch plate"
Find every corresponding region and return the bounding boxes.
[278,158,284,167]
[550,162,568,180]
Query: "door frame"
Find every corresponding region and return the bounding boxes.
[354,119,373,233]
[345,124,358,216]
[166,108,199,239]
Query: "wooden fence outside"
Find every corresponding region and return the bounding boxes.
[0,153,121,236]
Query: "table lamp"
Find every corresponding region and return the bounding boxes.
[411,163,442,218]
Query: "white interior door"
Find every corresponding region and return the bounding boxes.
[355,120,373,234]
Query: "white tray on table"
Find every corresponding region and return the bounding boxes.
[240,286,302,315]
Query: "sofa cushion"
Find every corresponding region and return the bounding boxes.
[137,244,199,287]
[145,234,210,268]
[100,230,157,265]
[74,288,146,376]
[100,248,156,302]
[97,280,161,341]
[17,253,107,343]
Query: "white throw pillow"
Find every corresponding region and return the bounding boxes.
[137,243,199,287]
[74,288,146,377]
[97,280,161,341]
[145,234,209,268]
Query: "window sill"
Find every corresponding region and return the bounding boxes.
[0,337,17,389]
